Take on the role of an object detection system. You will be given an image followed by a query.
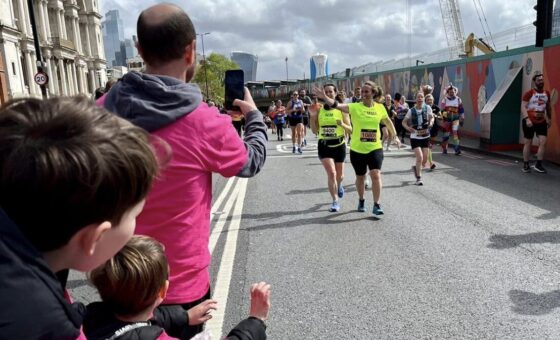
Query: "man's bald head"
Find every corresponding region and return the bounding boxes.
[137,3,196,66]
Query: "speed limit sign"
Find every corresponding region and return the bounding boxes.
[34,72,49,86]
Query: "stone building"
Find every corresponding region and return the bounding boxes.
[0,0,107,99]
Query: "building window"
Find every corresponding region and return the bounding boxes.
[11,62,16,75]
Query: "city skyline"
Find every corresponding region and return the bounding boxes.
[98,0,554,82]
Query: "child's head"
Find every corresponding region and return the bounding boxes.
[90,235,169,317]
[0,97,161,270]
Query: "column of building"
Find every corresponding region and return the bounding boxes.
[58,58,67,95]
[42,0,52,40]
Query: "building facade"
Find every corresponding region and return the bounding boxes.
[310,53,328,80]
[553,0,560,38]
[230,51,257,82]
[0,0,107,99]
[101,9,135,67]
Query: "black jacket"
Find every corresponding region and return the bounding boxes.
[0,208,85,339]
[84,301,267,340]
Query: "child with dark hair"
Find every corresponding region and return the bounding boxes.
[85,235,270,340]
[0,97,162,339]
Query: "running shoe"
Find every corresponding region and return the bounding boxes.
[442,148,448,154]
[522,163,531,173]
[357,199,366,212]
[454,145,461,155]
[430,164,436,171]
[292,146,296,153]
[337,185,345,198]
[329,201,340,212]
[297,147,302,154]
[533,163,547,173]
[415,178,424,186]
[372,203,384,216]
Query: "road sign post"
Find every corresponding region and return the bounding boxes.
[34,71,49,86]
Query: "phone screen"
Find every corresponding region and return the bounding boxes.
[224,70,244,110]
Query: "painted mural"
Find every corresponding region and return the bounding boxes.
[543,43,560,164]
[252,41,559,163]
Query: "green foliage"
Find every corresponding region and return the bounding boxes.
[193,53,239,104]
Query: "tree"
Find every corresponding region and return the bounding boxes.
[193,53,239,104]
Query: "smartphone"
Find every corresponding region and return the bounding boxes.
[224,69,244,110]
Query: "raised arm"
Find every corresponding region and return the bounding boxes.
[312,87,350,113]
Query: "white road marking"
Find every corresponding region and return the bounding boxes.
[211,176,235,216]
[209,180,240,254]
[206,178,248,338]
[276,143,318,153]
[486,159,515,166]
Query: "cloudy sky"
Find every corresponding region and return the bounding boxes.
[100,0,538,81]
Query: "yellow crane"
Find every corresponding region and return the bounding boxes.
[464,33,496,57]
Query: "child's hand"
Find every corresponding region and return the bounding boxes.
[249,282,271,321]
[187,299,218,325]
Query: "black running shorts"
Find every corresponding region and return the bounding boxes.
[350,149,384,175]
[318,141,346,163]
[522,118,547,139]
[410,138,430,149]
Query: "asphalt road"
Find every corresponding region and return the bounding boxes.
[70,129,560,339]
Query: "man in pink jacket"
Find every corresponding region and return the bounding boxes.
[99,4,267,339]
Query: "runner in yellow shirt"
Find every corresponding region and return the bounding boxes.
[314,81,399,216]
[309,83,352,212]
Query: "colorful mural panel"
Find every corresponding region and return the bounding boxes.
[543,43,560,164]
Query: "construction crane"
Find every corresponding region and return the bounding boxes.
[439,0,466,59]
[464,33,496,57]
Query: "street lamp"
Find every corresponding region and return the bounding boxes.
[27,0,48,98]
[416,59,424,67]
[285,56,288,82]
[197,32,211,100]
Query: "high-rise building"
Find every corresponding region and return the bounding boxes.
[553,0,560,38]
[0,0,107,98]
[230,52,258,82]
[310,54,328,80]
[101,10,124,67]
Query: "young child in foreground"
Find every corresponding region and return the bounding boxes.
[85,235,270,340]
[0,97,160,339]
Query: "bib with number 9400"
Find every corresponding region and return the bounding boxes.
[322,125,337,138]
[360,129,377,142]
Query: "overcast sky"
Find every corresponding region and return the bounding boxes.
[100,0,539,81]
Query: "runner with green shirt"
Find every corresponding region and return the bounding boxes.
[314,81,399,216]
[309,83,353,212]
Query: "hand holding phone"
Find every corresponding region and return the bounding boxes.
[225,70,244,111]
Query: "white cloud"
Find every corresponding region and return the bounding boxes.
[100,0,539,80]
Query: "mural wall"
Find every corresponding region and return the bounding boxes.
[253,41,559,163]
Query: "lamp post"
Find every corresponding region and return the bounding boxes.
[285,56,288,82]
[197,32,211,100]
[416,59,424,67]
[27,0,48,98]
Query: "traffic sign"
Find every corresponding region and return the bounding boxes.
[34,72,48,86]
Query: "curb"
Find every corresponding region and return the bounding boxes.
[455,144,524,162]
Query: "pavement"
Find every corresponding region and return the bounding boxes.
[450,135,524,161]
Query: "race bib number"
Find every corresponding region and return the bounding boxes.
[446,107,458,114]
[322,125,337,137]
[360,129,377,142]
[416,129,429,136]
[535,111,545,119]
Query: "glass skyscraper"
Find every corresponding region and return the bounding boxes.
[102,10,136,67]
[230,52,258,82]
